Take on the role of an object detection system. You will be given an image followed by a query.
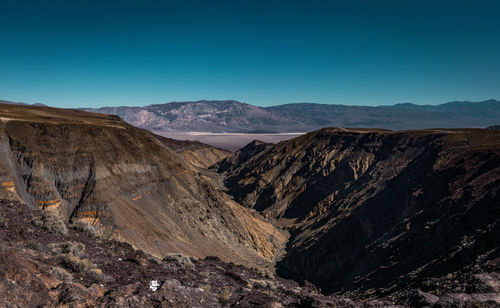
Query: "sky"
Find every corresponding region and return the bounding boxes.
[1,0,499,108]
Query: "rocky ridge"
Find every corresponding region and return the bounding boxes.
[83,100,294,133]
[151,132,231,168]
[0,103,285,268]
[215,127,500,304]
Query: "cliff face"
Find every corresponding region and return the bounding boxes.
[215,128,500,296]
[0,104,286,267]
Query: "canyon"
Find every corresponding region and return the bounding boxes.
[0,103,285,267]
[215,127,500,303]
[1,103,499,307]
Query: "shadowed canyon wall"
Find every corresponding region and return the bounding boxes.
[216,128,500,295]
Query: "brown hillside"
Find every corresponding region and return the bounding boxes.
[0,103,286,267]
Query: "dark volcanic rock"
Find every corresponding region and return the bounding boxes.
[0,199,369,307]
[216,127,500,303]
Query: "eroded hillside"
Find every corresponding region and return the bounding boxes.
[215,128,500,300]
[0,104,286,268]
[0,199,362,307]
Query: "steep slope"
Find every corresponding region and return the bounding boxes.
[1,199,362,307]
[151,132,231,168]
[0,103,286,267]
[215,128,500,297]
[83,99,500,132]
[215,140,273,173]
[4,197,498,308]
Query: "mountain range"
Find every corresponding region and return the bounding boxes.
[82,99,500,132]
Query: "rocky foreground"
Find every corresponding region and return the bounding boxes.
[4,196,500,307]
[0,199,380,307]
[5,199,500,307]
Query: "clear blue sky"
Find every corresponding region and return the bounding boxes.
[1,0,499,108]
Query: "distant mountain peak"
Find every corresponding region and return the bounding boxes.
[75,98,500,132]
